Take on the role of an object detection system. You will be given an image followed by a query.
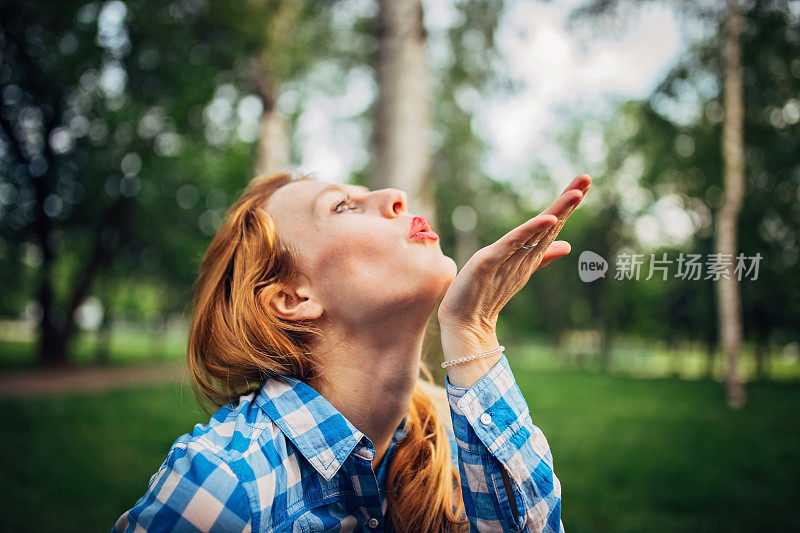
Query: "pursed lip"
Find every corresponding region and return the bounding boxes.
[408,216,439,240]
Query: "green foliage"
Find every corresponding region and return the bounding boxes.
[1,0,797,365]
[537,1,799,357]
[634,2,800,345]
[430,0,507,244]
[0,0,339,327]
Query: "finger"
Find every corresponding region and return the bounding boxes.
[487,214,558,262]
[537,241,571,269]
[540,188,583,221]
[561,174,592,195]
[507,190,581,269]
[531,207,574,259]
[528,189,583,252]
[539,184,585,222]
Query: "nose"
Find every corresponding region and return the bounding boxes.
[376,188,407,217]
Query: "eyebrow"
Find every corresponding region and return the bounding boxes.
[312,184,371,216]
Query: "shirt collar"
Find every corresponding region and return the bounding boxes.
[375,420,408,496]
[254,376,372,480]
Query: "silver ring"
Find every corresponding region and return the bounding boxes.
[521,242,537,250]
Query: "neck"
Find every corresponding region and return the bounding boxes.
[307,309,432,471]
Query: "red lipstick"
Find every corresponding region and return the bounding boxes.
[409,216,439,241]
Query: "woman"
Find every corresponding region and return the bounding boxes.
[114,170,590,532]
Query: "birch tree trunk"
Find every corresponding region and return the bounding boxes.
[371,0,436,225]
[253,57,290,177]
[716,0,747,408]
[252,0,300,177]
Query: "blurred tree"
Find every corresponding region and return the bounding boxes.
[0,0,135,366]
[427,0,506,270]
[369,0,435,224]
[592,0,800,386]
[227,0,341,178]
[250,1,301,176]
[735,2,800,379]
[0,0,338,366]
[567,0,800,402]
[554,102,643,370]
[717,0,746,407]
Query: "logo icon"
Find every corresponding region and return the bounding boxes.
[578,251,608,282]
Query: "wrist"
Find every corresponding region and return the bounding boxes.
[439,323,502,389]
[439,320,498,355]
[443,350,504,389]
[437,313,497,338]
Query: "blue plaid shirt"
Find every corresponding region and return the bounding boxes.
[114,353,563,532]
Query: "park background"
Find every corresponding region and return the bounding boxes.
[0,0,798,531]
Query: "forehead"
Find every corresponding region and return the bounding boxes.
[266,178,325,211]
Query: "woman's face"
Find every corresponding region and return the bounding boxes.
[263,179,457,324]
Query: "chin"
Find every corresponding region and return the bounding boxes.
[401,252,457,309]
[431,254,458,295]
[442,254,458,281]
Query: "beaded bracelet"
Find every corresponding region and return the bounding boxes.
[441,345,505,369]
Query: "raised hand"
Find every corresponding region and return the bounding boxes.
[437,174,591,387]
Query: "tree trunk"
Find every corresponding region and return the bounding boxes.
[37,198,126,366]
[371,0,435,225]
[252,0,301,177]
[253,56,290,177]
[36,193,67,367]
[705,340,716,380]
[716,0,747,408]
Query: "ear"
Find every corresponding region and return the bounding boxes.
[262,276,323,322]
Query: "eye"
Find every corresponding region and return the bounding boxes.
[333,194,357,213]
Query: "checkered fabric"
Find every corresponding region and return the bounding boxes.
[113,353,562,532]
[446,355,564,532]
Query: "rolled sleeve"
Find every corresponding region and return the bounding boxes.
[446,353,563,533]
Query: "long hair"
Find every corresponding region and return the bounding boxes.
[187,171,468,532]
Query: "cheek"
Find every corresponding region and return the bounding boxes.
[322,235,398,270]
[312,230,408,283]
[311,229,454,311]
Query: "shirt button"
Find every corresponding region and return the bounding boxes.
[367,517,379,529]
[480,412,492,425]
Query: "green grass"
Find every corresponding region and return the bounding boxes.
[502,335,800,382]
[0,325,187,371]
[1,367,798,531]
[516,370,800,532]
[1,385,206,531]
[4,324,799,383]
